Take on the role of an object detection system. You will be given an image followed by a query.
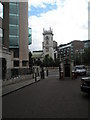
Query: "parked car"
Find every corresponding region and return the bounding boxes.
[80,76,90,93]
[74,65,86,76]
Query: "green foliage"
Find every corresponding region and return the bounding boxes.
[43,54,59,67]
[54,58,60,66]
[43,54,53,67]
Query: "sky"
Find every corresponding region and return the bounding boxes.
[28,0,88,52]
[0,1,89,51]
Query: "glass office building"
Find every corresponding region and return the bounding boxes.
[9,2,19,48]
[9,2,29,68]
[0,3,3,45]
[1,2,29,68]
[28,27,32,45]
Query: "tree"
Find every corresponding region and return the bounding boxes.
[54,58,60,67]
[43,54,54,67]
[36,58,42,66]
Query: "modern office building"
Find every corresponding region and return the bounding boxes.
[58,40,85,62]
[28,27,32,45]
[0,1,29,79]
[9,2,29,69]
[58,40,85,77]
[83,40,90,48]
[0,2,11,80]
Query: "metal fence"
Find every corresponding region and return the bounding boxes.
[11,68,32,78]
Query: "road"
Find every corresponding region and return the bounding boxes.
[2,68,90,118]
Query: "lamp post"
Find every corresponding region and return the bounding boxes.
[59,52,61,79]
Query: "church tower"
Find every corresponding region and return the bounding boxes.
[42,27,54,59]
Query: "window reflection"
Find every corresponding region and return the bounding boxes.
[0,3,3,18]
[0,28,2,37]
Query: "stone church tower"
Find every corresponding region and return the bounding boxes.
[42,28,54,59]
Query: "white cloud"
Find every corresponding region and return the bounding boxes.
[28,0,57,9]
[29,0,88,51]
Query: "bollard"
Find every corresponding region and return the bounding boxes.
[72,71,75,79]
[35,73,37,82]
[72,71,77,79]
[42,69,44,79]
[59,71,61,79]
[75,72,77,79]
[46,69,48,76]
[38,72,39,76]
[59,64,61,79]
[61,71,64,80]
[40,71,42,79]
[32,72,34,79]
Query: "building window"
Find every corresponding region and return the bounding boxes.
[64,50,66,53]
[0,28,3,45]
[0,28,2,37]
[9,2,19,48]
[14,60,19,67]
[14,49,19,58]
[28,27,32,45]
[0,3,3,18]
[22,61,27,66]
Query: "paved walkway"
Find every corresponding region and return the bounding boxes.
[0,73,48,96]
[0,68,58,96]
[2,71,89,118]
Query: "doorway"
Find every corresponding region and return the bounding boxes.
[64,64,70,77]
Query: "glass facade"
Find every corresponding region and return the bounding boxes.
[0,28,3,45]
[0,28,2,38]
[28,27,32,45]
[0,3,3,18]
[9,2,19,48]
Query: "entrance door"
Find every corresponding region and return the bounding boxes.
[64,64,70,77]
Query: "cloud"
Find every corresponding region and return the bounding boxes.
[28,0,88,51]
[28,0,57,9]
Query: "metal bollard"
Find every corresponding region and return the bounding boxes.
[46,69,48,76]
[32,73,34,79]
[72,71,75,79]
[42,70,44,79]
[35,73,37,82]
[59,71,61,79]
[61,71,64,80]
